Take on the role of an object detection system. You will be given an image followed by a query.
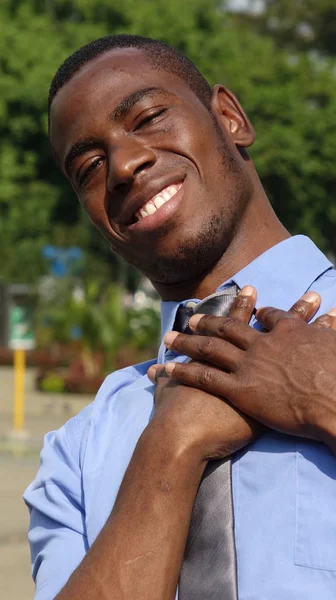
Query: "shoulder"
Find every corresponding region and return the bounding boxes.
[25,358,157,502]
[85,357,156,418]
[64,357,156,458]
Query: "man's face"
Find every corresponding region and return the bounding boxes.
[50,48,254,285]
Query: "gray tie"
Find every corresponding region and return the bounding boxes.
[176,285,239,600]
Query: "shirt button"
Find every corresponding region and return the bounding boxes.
[186,301,197,309]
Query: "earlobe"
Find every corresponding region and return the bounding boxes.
[210,84,256,148]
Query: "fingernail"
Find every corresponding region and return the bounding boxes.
[327,307,336,316]
[239,285,255,296]
[147,366,156,382]
[165,362,176,375]
[164,331,178,347]
[188,313,204,330]
[301,291,321,303]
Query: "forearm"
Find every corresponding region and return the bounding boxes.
[56,424,205,600]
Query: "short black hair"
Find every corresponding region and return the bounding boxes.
[48,34,212,120]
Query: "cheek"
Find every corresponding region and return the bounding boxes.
[80,190,130,250]
[79,186,110,231]
[179,117,227,182]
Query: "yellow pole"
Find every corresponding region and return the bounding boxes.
[13,348,25,432]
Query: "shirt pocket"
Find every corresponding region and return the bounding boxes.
[295,442,336,571]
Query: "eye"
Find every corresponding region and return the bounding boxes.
[78,157,105,186]
[134,108,167,131]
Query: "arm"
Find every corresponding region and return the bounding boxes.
[56,371,260,600]
[29,291,260,600]
[26,399,202,600]
[24,425,88,600]
[56,425,205,600]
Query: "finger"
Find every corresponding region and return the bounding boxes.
[288,291,321,321]
[311,307,336,330]
[164,331,243,371]
[228,285,257,324]
[188,314,259,350]
[147,364,168,383]
[165,360,237,399]
[256,291,321,330]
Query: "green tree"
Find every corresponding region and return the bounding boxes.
[241,0,336,57]
[36,277,161,373]
[0,0,335,287]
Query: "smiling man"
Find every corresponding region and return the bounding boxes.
[24,35,336,600]
[49,35,289,298]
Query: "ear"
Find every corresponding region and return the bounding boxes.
[210,85,255,148]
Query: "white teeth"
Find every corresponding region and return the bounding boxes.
[162,189,171,201]
[154,196,165,209]
[135,182,183,221]
[146,203,156,215]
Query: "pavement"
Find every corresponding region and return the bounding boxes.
[0,366,92,600]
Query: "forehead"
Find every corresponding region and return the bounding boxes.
[50,48,200,164]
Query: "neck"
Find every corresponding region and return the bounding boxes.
[153,181,290,301]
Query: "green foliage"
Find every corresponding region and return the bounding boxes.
[40,371,65,393]
[0,0,335,287]
[36,277,161,372]
[242,0,336,56]
[125,306,162,351]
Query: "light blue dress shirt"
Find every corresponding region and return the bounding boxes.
[24,236,336,600]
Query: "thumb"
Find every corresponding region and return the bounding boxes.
[147,363,167,383]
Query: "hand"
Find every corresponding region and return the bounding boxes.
[148,287,264,462]
[161,290,336,453]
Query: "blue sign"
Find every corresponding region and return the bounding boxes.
[42,246,83,277]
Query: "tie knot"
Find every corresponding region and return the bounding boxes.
[174,284,239,334]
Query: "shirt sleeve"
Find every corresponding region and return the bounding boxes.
[24,416,88,600]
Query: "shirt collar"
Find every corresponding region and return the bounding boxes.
[158,236,333,363]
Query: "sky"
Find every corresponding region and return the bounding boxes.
[227,0,264,13]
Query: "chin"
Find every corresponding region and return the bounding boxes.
[139,228,230,285]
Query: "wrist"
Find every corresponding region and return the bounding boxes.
[140,418,207,480]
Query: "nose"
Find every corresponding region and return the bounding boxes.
[107,139,156,192]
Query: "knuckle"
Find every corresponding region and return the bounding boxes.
[290,301,309,319]
[217,317,236,337]
[232,295,252,311]
[197,336,215,358]
[314,315,332,329]
[273,316,298,334]
[196,366,213,387]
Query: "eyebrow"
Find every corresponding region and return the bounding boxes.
[64,138,102,177]
[109,87,171,123]
[64,87,171,176]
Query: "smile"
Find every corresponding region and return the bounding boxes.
[134,182,183,222]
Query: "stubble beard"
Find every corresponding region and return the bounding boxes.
[136,127,253,286]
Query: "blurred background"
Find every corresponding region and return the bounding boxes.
[0,0,335,597]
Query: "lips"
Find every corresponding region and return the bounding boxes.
[135,182,183,222]
[118,176,185,227]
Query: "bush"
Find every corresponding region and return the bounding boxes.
[39,372,65,393]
